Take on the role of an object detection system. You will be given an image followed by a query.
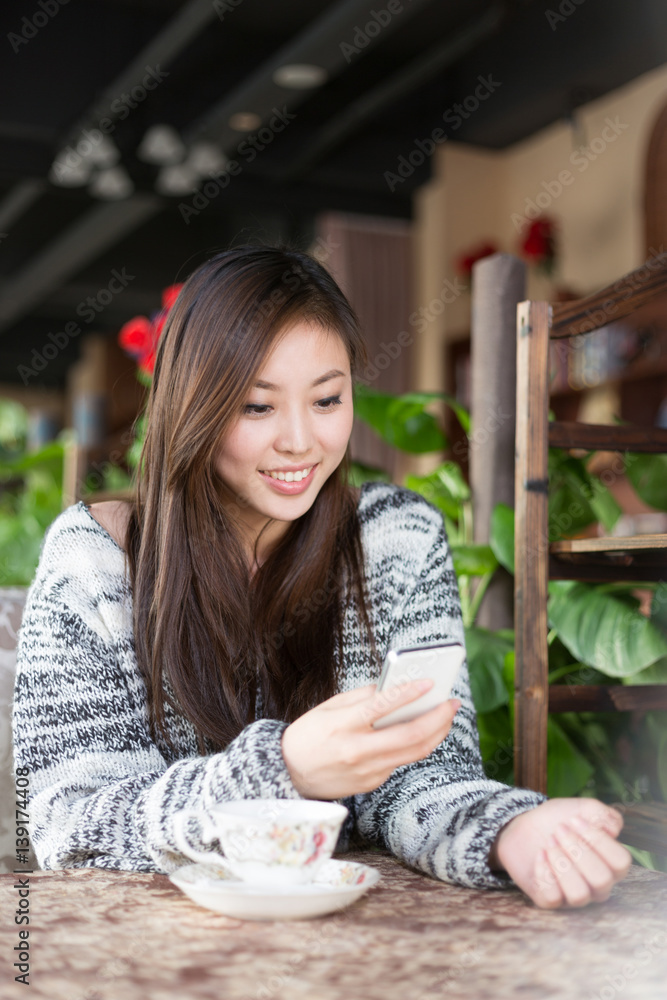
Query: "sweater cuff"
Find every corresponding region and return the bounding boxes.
[431,787,548,890]
[204,718,303,807]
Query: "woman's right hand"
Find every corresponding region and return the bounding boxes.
[281,680,461,800]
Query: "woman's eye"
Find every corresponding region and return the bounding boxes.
[316,395,343,410]
[243,396,343,416]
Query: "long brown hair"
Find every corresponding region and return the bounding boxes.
[123,246,380,754]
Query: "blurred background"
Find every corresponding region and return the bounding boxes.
[1,0,667,503]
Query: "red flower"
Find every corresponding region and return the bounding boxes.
[161,283,183,311]
[520,217,557,273]
[118,316,153,360]
[138,349,156,377]
[118,283,184,379]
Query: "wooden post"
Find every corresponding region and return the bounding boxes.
[62,433,86,510]
[514,300,551,793]
[470,253,526,630]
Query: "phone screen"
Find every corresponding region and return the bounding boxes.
[372,641,465,730]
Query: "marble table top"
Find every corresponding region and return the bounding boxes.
[1,850,666,1000]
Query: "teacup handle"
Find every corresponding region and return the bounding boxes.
[173,810,234,871]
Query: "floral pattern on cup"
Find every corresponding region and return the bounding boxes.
[225,820,339,867]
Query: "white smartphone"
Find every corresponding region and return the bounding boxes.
[371,641,465,730]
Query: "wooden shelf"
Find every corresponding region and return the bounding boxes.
[549,534,667,581]
[549,422,667,452]
[549,685,667,713]
[551,534,667,554]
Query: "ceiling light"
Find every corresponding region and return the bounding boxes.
[155,163,199,196]
[228,112,262,132]
[85,135,120,167]
[272,64,328,89]
[48,153,92,187]
[137,124,186,165]
[89,166,134,200]
[185,142,228,176]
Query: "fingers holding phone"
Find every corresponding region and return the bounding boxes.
[371,642,466,729]
[365,687,462,772]
[281,643,465,800]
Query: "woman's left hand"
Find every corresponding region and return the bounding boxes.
[490,797,633,908]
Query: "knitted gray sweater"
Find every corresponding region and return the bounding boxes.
[12,482,546,888]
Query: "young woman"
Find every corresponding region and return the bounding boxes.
[12,245,631,908]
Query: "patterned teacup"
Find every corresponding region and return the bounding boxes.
[173,799,348,887]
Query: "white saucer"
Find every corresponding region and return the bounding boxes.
[169,858,381,921]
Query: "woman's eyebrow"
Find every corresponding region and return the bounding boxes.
[253,368,347,391]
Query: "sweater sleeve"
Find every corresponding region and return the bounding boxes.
[12,531,301,874]
[353,506,547,890]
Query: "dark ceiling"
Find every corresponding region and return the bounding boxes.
[1,0,666,388]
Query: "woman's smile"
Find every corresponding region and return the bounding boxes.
[258,463,318,494]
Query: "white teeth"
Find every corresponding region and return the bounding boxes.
[264,466,312,482]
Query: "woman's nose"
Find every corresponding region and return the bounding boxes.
[274,408,314,455]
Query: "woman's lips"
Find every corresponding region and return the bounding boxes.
[258,464,318,494]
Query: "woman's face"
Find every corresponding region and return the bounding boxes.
[214,320,354,556]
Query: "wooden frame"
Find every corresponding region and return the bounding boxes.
[514,255,667,795]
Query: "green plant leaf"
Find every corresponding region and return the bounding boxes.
[405,461,470,522]
[386,398,448,453]
[646,712,667,801]
[548,450,600,540]
[503,650,515,729]
[588,482,622,533]
[490,503,515,574]
[347,461,391,487]
[353,386,447,453]
[477,706,514,783]
[451,544,498,578]
[625,453,667,512]
[0,399,28,450]
[650,582,667,638]
[381,389,471,435]
[464,626,511,712]
[547,717,595,797]
[433,461,470,501]
[548,581,667,677]
[0,440,65,476]
[624,657,667,684]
